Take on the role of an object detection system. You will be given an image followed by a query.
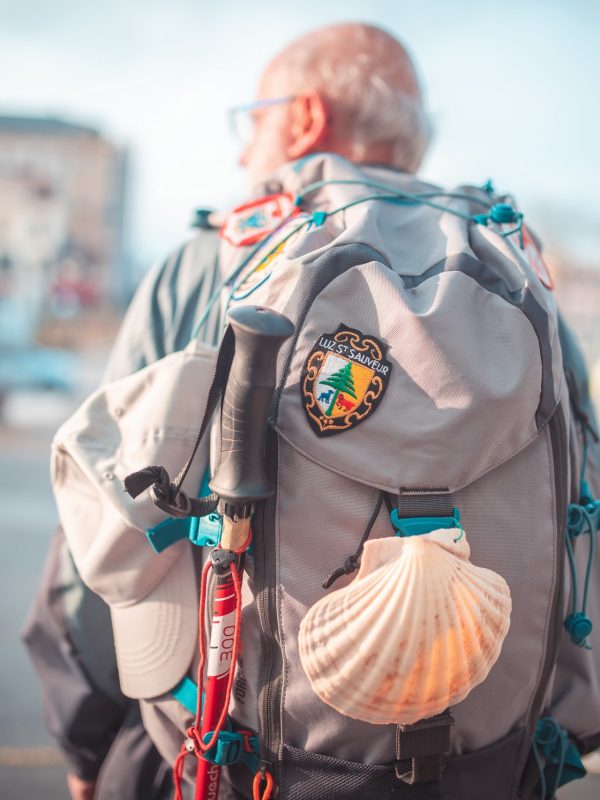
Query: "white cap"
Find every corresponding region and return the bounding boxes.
[51,339,218,698]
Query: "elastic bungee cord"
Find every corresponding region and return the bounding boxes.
[190,209,303,339]
[532,717,569,800]
[565,509,598,648]
[190,177,525,341]
[563,433,600,648]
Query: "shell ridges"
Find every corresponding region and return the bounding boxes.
[299,529,512,725]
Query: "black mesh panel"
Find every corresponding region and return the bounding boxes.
[280,746,441,800]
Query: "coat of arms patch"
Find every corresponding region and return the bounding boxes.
[301,325,392,436]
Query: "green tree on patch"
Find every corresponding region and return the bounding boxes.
[321,361,357,415]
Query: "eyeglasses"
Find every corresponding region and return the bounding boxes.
[228,96,295,145]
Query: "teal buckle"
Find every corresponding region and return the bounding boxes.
[311,210,327,227]
[146,511,221,553]
[145,470,222,553]
[390,508,461,538]
[201,729,259,771]
[171,678,260,773]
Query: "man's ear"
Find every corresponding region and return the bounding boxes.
[286,90,328,159]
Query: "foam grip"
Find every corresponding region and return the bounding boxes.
[209,305,294,505]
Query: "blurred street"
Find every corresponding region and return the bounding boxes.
[0,347,107,799]
[1,349,599,800]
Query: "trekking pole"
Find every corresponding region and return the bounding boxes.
[194,306,294,800]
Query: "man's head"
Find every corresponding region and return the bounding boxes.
[240,22,430,188]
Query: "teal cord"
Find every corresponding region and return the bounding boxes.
[580,438,589,494]
[192,175,522,337]
[533,718,569,799]
[580,507,596,615]
[229,216,312,298]
[532,737,547,800]
[296,178,493,210]
[453,521,465,543]
[190,210,300,340]
[565,502,598,648]
[500,214,525,249]
[565,532,580,617]
[296,178,477,222]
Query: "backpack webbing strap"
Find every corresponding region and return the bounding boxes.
[124,325,236,516]
[395,710,454,785]
[392,493,455,785]
[395,491,454,518]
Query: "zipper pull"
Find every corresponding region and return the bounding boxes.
[253,762,274,799]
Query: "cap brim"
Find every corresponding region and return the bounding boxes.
[110,550,198,699]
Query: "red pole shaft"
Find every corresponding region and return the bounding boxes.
[195,567,238,800]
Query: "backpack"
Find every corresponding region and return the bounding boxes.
[210,155,600,799]
[54,154,600,800]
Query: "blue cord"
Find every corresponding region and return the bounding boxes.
[533,718,569,799]
[191,175,524,337]
[190,210,304,340]
[565,500,599,648]
[564,427,600,648]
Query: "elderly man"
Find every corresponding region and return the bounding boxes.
[31,20,600,800]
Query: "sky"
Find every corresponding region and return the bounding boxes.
[1,0,599,269]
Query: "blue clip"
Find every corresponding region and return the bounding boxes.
[390,508,461,538]
[202,729,260,772]
[145,469,222,553]
[311,210,327,227]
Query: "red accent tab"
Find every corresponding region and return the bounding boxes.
[521,226,555,290]
[221,193,299,247]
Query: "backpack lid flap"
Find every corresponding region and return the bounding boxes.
[275,258,553,493]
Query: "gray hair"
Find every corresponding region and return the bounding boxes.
[275,26,432,172]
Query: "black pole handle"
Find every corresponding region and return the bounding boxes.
[209,305,294,506]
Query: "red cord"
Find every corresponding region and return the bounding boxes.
[253,770,274,800]
[194,558,213,730]
[172,554,244,797]
[173,744,188,800]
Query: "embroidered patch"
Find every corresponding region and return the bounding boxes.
[220,192,299,247]
[301,325,392,436]
[231,213,310,300]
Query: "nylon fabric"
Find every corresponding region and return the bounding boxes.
[275,432,557,762]
[277,437,398,764]
[276,263,542,492]
[450,431,556,754]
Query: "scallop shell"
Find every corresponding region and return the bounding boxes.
[299,529,511,725]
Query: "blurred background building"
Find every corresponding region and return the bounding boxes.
[0,115,128,347]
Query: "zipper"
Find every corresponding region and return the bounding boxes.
[524,405,568,742]
[255,426,283,782]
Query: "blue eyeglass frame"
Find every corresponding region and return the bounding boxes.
[228,96,296,140]
[229,96,296,115]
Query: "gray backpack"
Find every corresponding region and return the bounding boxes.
[58,154,600,800]
[197,155,600,799]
